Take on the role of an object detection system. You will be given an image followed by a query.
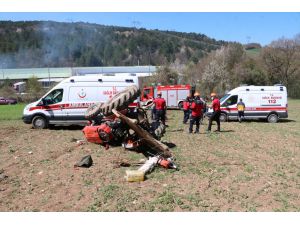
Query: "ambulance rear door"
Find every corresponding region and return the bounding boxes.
[259,90,287,118]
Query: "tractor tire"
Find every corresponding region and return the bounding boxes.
[85,103,104,120]
[100,85,140,117]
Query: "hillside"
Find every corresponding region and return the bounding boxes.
[244,43,262,58]
[0,21,227,68]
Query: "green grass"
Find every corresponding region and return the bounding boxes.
[0,103,26,120]
[245,48,261,57]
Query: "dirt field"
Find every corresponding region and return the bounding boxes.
[0,100,300,212]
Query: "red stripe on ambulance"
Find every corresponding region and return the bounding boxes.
[220,107,287,112]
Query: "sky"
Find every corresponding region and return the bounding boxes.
[0,12,300,46]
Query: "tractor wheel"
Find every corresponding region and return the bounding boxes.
[100,85,140,117]
[85,103,104,120]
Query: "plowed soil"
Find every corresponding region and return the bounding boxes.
[0,100,299,211]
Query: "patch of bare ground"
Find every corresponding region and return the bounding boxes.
[0,99,299,211]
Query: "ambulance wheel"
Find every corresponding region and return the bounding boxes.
[219,113,228,122]
[85,103,103,120]
[32,116,48,129]
[267,113,278,123]
[101,85,140,116]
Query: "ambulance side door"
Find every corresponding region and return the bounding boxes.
[221,95,238,118]
[40,88,66,121]
[242,92,261,118]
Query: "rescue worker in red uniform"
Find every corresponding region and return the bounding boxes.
[189,92,204,133]
[153,92,166,125]
[207,92,221,132]
[183,95,191,124]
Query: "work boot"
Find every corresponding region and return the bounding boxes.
[194,131,199,134]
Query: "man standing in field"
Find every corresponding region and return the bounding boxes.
[183,95,191,124]
[207,92,221,132]
[237,98,246,123]
[189,92,204,133]
[153,92,166,125]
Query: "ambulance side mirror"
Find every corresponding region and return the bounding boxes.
[38,98,46,106]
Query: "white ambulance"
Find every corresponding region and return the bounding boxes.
[22,74,141,128]
[207,85,288,123]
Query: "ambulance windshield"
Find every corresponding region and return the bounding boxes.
[43,89,64,105]
[220,94,230,103]
[223,95,238,106]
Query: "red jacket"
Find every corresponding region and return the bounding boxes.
[154,97,166,110]
[212,98,221,112]
[190,100,203,117]
[183,101,190,110]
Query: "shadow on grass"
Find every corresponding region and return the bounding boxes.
[48,125,84,130]
[168,129,184,132]
[278,119,296,123]
[219,130,235,133]
[139,142,177,158]
[161,142,177,148]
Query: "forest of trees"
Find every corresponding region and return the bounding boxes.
[0,21,299,98]
[156,36,300,98]
[0,21,225,68]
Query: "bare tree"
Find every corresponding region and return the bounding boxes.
[144,65,179,86]
[26,76,43,101]
[262,38,299,89]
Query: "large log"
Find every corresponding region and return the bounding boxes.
[112,109,172,157]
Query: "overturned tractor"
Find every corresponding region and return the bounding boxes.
[82,85,172,159]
